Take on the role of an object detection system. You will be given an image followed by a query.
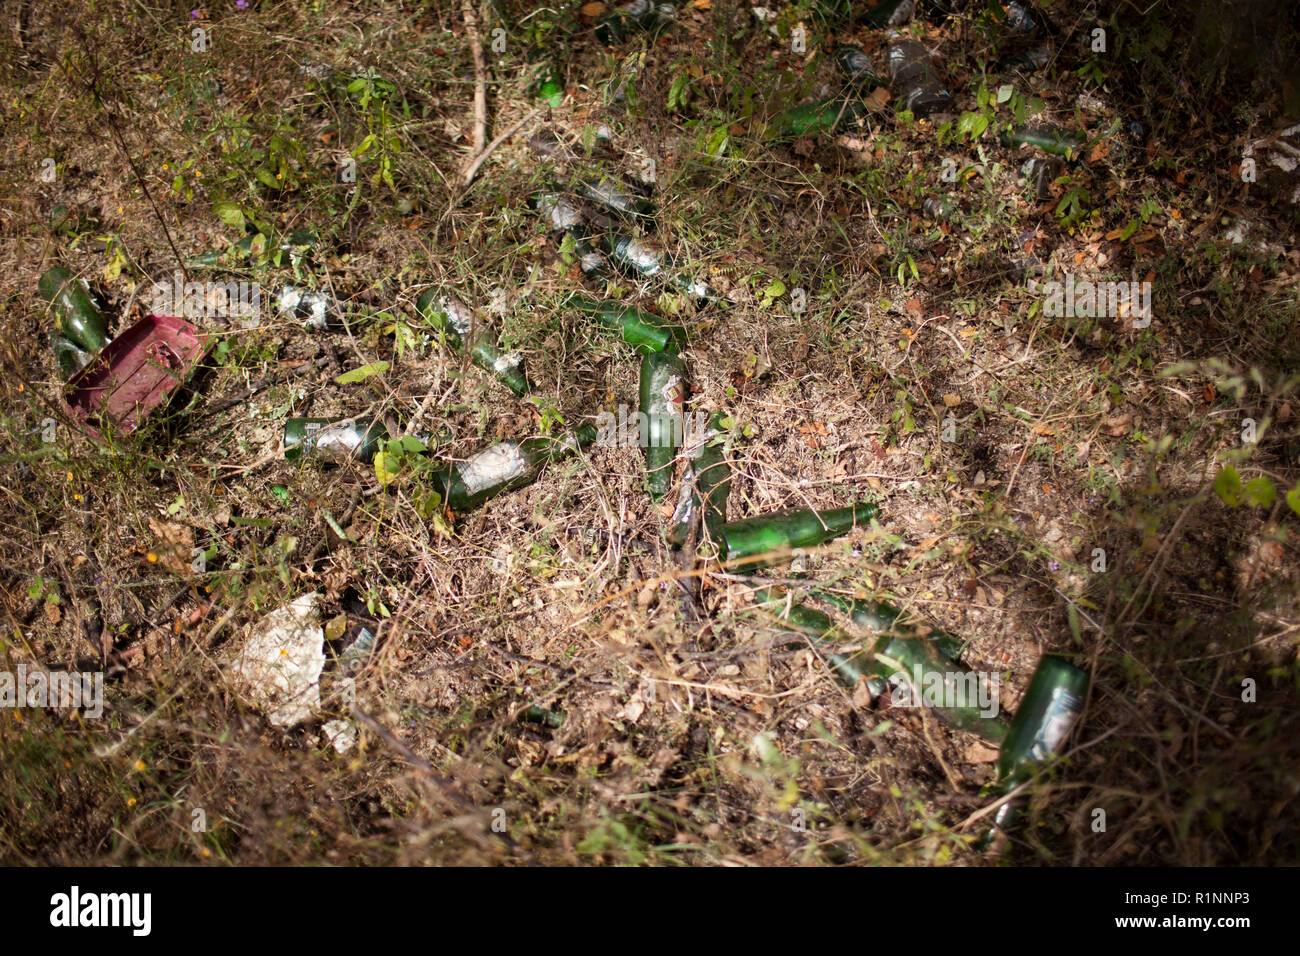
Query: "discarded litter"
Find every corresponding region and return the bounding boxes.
[276,286,349,332]
[836,45,882,91]
[564,293,686,354]
[639,350,687,501]
[519,705,564,728]
[62,313,208,439]
[1000,124,1084,159]
[231,592,326,729]
[668,413,731,547]
[770,95,870,140]
[887,35,953,118]
[578,176,654,224]
[1018,156,1062,200]
[187,228,317,268]
[532,189,612,282]
[923,196,959,221]
[432,424,597,513]
[986,653,1088,837]
[322,718,358,754]
[716,502,877,568]
[595,0,676,45]
[49,333,94,380]
[755,586,1009,742]
[604,232,721,305]
[416,290,531,396]
[860,0,915,29]
[283,416,389,465]
[40,266,111,355]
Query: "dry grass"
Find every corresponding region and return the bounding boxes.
[1,0,1298,866]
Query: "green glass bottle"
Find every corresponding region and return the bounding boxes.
[39,267,111,354]
[639,351,687,501]
[416,290,531,397]
[535,67,564,108]
[923,196,959,221]
[887,36,953,117]
[284,417,388,464]
[276,286,348,331]
[999,125,1085,159]
[532,189,585,237]
[604,233,720,305]
[564,294,685,354]
[188,229,317,267]
[668,413,731,547]
[50,332,93,380]
[836,45,882,90]
[989,654,1088,832]
[1019,156,1061,200]
[751,588,875,690]
[432,424,597,513]
[578,177,654,223]
[997,44,1051,73]
[717,501,877,568]
[860,0,915,28]
[761,586,1008,741]
[866,624,1007,742]
[595,0,676,44]
[769,95,869,139]
[531,191,611,282]
[820,592,965,662]
[519,705,564,728]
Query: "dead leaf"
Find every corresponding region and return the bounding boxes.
[942,393,962,407]
[580,1,606,17]
[1102,412,1133,436]
[964,740,999,764]
[146,516,196,575]
[1033,423,1055,436]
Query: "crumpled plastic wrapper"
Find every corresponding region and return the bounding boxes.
[231,593,325,728]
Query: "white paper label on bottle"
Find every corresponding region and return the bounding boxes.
[623,237,662,274]
[493,352,522,373]
[440,295,474,336]
[456,442,528,496]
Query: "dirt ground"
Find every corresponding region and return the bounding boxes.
[1,0,1298,865]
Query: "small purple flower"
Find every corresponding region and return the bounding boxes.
[236,0,248,7]
[1049,560,1060,571]
[191,8,199,16]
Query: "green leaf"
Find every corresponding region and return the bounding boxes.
[1066,602,1082,643]
[1286,486,1300,516]
[1213,466,1242,506]
[213,202,245,231]
[335,360,390,385]
[256,168,280,190]
[399,435,427,453]
[996,84,1013,104]
[1242,476,1276,508]
[374,451,401,486]
[354,133,377,158]
[346,78,367,94]
[417,490,443,518]
[703,125,729,158]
